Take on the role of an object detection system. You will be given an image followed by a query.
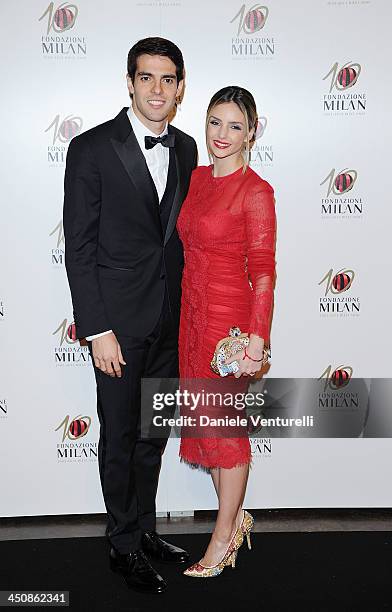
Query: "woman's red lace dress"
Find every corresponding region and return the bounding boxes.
[176,164,276,470]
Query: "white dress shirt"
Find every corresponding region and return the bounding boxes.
[127,106,169,202]
[86,107,170,342]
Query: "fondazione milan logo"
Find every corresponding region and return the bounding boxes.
[231,4,269,35]
[321,168,357,197]
[52,318,91,366]
[320,168,363,218]
[231,4,274,58]
[46,115,82,166]
[39,2,78,34]
[53,318,78,346]
[319,268,355,296]
[55,414,97,461]
[50,220,65,266]
[323,61,361,93]
[55,414,91,442]
[322,61,365,113]
[319,364,353,392]
[317,365,360,412]
[39,2,86,57]
[46,115,83,145]
[318,268,360,315]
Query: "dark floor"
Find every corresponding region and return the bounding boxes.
[2,531,392,611]
[1,509,392,541]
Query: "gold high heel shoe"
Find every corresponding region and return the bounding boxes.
[239,509,254,550]
[183,527,244,578]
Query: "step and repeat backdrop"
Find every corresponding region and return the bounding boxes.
[1,0,391,516]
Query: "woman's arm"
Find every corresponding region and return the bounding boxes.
[244,183,276,350]
[225,181,277,377]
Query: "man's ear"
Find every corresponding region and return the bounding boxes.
[176,78,184,99]
[126,74,134,96]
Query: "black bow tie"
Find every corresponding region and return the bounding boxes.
[144,133,175,150]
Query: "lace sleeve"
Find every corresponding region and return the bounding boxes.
[243,184,276,344]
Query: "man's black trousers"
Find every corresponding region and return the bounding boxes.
[88,291,178,553]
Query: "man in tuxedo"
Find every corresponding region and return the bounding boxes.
[63,37,197,594]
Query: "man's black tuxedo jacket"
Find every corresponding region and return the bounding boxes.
[63,107,197,339]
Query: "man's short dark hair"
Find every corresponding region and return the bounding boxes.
[127,37,184,85]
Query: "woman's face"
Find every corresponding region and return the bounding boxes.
[207,101,253,161]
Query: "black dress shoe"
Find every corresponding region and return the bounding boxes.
[141,531,189,564]
[109,547,167,593]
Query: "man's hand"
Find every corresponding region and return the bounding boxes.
[92,332,126,377]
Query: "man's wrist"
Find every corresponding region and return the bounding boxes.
[86,329,113,341]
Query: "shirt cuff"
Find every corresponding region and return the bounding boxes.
[86,330,113,341]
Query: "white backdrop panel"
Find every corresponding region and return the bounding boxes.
[0,0,391,516]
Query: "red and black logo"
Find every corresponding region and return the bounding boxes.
[54,5,76,30]
[69,417,90,439]
[244,6,267,32]
[319,268,355,295]
[321,168,358,197]
[323,61,361,93]
[330,366,352,389]
[59,118,81,141]
[39,2,78,34]
[230,4,269,35]
[46,114,83,145]
[55,414,92,442]
[337,66,358,89]
[332,271,353,293]
[334,170,356,194]
[319,364,353,391]
[67,322,77,342]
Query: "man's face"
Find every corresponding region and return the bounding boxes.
[127,54,184,130]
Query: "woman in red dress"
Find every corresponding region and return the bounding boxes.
[177,86,276,577]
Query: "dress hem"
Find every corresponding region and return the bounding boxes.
[179,455,252,472]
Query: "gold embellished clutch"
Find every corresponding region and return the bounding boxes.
[211,326,270,377]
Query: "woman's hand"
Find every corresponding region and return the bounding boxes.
[225,334,265,378]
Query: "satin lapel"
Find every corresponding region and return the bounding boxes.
[164,129,187,246]
[110,128,160,227]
